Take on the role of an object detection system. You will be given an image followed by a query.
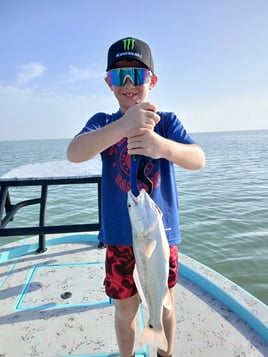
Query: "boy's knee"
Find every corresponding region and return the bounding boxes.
[115,295,139,321]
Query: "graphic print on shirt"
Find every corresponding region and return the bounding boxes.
[109,138,161,193]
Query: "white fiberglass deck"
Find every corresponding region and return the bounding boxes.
[0,233,267,357]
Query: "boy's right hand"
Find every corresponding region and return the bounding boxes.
[121,102,160,136]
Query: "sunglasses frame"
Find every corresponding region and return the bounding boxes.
[107,67,152,87]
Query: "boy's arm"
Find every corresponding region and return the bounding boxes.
[67,119,125,163]
[160,139,205,170]
[127,128,205,170]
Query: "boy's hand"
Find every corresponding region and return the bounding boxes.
[121,102,160,135]
[127,128,165,159]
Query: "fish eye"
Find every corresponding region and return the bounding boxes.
[127,203,131,208]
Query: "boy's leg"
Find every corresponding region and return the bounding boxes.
[157,245,178,357]
[104,245,138,356]
[104,245,178,357]
[114,293,140,357]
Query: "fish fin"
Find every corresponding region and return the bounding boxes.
[140,325,168,352]
[143,216,157,235]
[133,265,147,306]
[145,238,156,258]
[154,202,163,217]
[163,290,172,310]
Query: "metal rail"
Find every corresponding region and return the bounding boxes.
[0,175,102,253]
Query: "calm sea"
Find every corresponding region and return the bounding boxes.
[0,130,267,305]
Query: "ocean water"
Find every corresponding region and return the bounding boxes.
[0,130,267,305]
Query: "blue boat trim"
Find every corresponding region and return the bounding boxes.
[179,262,268,342]
[0,233,100,263]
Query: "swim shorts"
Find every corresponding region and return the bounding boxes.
[104,245,178,299]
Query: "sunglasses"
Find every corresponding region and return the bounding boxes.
[107,68,151,87]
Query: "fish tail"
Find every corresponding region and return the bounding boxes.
[140,325,168,352]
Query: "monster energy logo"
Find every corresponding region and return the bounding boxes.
[123,38,135,51]
[116,38,141,60]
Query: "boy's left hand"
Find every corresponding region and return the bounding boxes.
[127,128,165,159]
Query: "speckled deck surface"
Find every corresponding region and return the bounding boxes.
[0,233,267,357]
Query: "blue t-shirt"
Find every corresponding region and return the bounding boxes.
[78,110,195,246]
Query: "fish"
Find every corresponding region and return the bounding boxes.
[127,188,171,352]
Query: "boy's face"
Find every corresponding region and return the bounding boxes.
[105,59,158,113]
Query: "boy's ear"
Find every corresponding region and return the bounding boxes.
[105,76,113,90]
[149,75,158,90]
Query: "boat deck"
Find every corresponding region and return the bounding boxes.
[0,233,267,357]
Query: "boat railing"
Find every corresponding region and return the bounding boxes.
[0,161,102,253]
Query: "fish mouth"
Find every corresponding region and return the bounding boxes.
[128,190,140,205]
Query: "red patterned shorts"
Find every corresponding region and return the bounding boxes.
[104,245,178,299]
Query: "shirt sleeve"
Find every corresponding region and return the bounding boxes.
[157,112,195,144]
[77,112,108,135]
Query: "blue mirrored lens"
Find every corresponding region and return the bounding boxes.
[107,68,150,86]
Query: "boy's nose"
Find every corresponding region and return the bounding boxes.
[123,77,135,86]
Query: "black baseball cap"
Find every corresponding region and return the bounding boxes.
[106,37,154,74]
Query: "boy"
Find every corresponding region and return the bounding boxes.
[67,37,205,357]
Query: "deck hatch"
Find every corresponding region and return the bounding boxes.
[15,262,111,310]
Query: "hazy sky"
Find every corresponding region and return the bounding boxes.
[0,0,267,141]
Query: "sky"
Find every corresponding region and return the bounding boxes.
[0,0,268,141]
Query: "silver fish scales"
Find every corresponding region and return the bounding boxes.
[127,188,171,352]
